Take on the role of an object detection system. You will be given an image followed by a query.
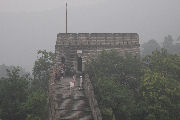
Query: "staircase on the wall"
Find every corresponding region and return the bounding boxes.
[49,77,93,120]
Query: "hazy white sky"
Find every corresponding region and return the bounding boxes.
[0,0,104,12]
[0,0,180,72]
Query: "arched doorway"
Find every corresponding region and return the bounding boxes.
[77,57,82,72]
[61,57,65,64]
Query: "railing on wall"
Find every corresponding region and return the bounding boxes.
[48,68,56,120]
[83,74,102,120]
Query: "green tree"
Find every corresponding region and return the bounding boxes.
[32,50,55,91]
[163,35,174,48]
[134,49,180,120]
[86,50,141,120]
[174,36,180,55]
[28,50,54,120]
[136,70,180,120]
[141,39,161,56]
[162,35,174,54]
[0,50,55,120]
[86,49,180,120]
[21,91,47,120]
[143,49,180,81]
[0,67,29,120]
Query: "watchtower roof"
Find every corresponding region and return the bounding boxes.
[57,33,139,38]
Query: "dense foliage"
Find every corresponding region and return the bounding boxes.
[86,49,180,120]
[32,50,55,91]
[0,50,54,120]
[0,68,29,120]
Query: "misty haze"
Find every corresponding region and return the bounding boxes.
[0,0,180,120]
[0,0,180,72]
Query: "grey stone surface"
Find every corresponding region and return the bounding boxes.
[55,33,140,72]
[48,77,93,120]
[83,74,102,120]
[49,32,140,120]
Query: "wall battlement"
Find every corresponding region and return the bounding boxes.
[56,33,139,47]
[55,33,140,72]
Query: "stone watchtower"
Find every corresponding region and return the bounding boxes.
[55,33,140,73]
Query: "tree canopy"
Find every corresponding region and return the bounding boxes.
[0,50,54,120]
[86,49,180,120]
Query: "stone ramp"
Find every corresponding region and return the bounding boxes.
[54,77,93,120]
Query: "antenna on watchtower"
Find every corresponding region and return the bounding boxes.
[66,2,68,34]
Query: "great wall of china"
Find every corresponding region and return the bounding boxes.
[48,33,140,120]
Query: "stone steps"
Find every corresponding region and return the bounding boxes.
[53,77,93,120]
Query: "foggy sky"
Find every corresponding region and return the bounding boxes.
[0,0,180,72]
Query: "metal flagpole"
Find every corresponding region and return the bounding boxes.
[66,2,67,34]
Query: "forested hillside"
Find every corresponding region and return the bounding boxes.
[86,49,180,120]
[0,50,54,120]
[1,48,180,120]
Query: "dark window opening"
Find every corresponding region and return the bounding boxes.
[134,56,137,59]
[61,57,65,64]
[77,57,82,72]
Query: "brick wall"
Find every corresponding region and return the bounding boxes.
[55,33,140,73]
[83,74,102,120]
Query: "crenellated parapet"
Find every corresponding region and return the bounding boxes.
[49,32,140,120]
[55,33,140,73]
[56,33,139,47]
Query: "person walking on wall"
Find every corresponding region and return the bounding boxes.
[61,68,64,79]
[73,73,76,82]
[79,75,83,90]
